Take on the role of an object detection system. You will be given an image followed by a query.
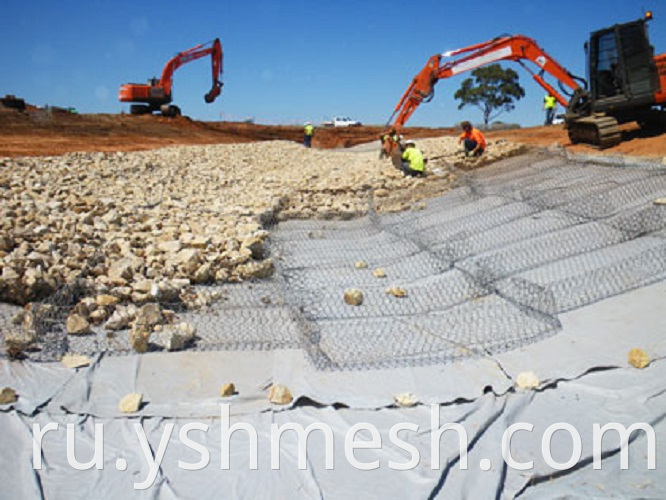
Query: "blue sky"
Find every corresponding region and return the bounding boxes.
[2,0,665,127]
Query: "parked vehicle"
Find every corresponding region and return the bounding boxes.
[323,116,362,127]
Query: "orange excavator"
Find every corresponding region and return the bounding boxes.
[382,13,666,157]
[119,38,223,117]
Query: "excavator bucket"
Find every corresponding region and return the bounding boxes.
[204,80,223,103]
[391,149,403,170]
[380,132,404,169]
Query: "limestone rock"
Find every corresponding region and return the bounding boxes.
[628,348,650,369]
[149,281,181,303]
[0,387,18,405]
[176,248,201,273]
[386,287,407,298]
[0,235,15,252]
[19,306,45,337]
[131,280,154,294]
[66,314,91,335]
[73,297,96,317]
[237,258,274,279]
[516,371,540,390]
[268,384,293,405]
[154,322,196,351]
[118,393,143,413]
[153,327,182,351]
[344,288,364,306]
[129,309,157,352]
[193,263,212,284]
[394,393,418,407]
[4,329,33,357]
[61,354,92,369]
[105,305,136,331]
[89,308,109,324]
[372,268,387,278]
[220,383,236,397]
[178,321,197,339]
[108,258,134,282]
[95,294,120,307]
[134,303,163,328]
[240,236,266,260]
[158,240,181,253]
[183,235,211,249]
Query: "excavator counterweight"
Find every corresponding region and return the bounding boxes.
[119,38,224,117]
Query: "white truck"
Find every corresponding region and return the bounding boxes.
[323,116,362,127]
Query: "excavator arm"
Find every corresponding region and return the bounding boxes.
[383,35,585,154]
[158,38,224,103]
[119,38,224,116]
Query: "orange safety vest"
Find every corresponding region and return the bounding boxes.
[459,128,486,149]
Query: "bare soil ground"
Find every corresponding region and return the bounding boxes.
[1,105,665,158]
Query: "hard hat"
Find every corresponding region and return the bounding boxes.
[405,140,416,146]
[305,121,311,125]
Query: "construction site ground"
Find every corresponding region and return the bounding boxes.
[2,106,666,159]
[1,107,666,498]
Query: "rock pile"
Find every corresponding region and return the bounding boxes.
[0,137,524,354]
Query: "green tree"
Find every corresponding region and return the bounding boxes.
[454,64,525,127]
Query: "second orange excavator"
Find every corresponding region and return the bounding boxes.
[383,13,666,156]
[119,38,224,117]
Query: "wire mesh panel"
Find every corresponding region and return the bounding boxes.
[496,237,666,314]
[275,230,422,269]
[289,270,487,321]
[433,210,586,263]
[281,251,449,290]
[309,294,559,371]
[1,151,664,371]
[391,201,539,249]
[455,221,629,283]
[560,175,666,220]
[605,203,666,238]
[381,196,512,238]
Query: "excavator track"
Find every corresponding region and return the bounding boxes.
[567,115,621,149]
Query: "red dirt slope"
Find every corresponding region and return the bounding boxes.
[1,106,665,158]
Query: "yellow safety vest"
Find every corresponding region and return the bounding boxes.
[401,147,425,172]
[304,125,314,136]
[544,95,557,109]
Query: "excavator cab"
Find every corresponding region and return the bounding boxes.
[587,16,660,120]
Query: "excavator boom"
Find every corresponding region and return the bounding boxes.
[385,35,582,148]
[119,38,224,117]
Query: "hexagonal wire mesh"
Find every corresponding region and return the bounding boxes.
[1,151,665,370]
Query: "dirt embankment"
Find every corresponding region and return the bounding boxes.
[1,106,665,158]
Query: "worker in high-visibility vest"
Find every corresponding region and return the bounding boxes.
[543,94,557,125]
[400,140,426,177]
[458,121,486,157]
[303,122,314,148]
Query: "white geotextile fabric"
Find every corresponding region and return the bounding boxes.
[1,281,664,498]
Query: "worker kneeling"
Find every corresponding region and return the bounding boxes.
[458,121,486,157]
[400,140,426,177]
